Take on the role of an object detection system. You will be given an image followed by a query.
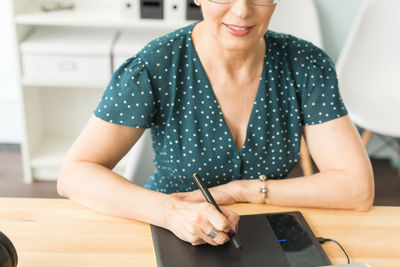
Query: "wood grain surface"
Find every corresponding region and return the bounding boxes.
[1,198,399,267]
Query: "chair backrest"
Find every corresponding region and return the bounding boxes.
[269,0,323,49]
[123,129,155,186]
[336,0,400,137]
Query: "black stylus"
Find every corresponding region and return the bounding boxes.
[192,173,243,250]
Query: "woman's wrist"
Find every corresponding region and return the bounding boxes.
[225,180,247,203]
[233,179,266,204]
[158,194,184,229]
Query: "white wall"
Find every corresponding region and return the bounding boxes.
[314,0,365,62]
[0,0,21,143]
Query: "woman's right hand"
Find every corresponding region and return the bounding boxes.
[165,198,240,246]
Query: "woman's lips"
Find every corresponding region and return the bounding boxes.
[224,23,253,36]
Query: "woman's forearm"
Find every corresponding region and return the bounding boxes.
[236,169,374,211]
[57,161,175,227]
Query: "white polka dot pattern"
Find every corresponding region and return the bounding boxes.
[94,23,348,193]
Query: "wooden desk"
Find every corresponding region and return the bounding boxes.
[0,198,399,267]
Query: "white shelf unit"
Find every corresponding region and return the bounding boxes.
[12,0,195,183]
[14,0,189,29]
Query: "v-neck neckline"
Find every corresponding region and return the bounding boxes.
[187,23,268,155]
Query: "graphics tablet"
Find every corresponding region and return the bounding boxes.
[150,211,331,267]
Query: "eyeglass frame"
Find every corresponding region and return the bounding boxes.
[207,0,280,7]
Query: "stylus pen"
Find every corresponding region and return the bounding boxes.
[192,173,243,250]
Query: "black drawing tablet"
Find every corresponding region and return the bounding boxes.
[150,211,331,267]
[266,211,332,267]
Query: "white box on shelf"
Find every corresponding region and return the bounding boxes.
[164,0,186,22]
[20,27,117,87]
[112,28,170,71]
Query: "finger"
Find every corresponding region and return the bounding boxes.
[183,223,216,246]
[201,203,234,234]
[201,204,235,244]
[183,203,220,246]
[173,227,205,246]
[221,208,240,233]
[196,224,219,246]
[201,224,230,246]
[191,240,207,246]
[196,203,232,245]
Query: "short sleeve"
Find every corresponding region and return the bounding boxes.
[299,47,348,125]
[94,56,157,128]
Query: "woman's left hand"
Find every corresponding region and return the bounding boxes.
[172,181,240,205]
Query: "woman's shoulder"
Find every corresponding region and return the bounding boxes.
[135,24,194,63]
[265,30,321,53]
[114,24,195,77]
[265,30,333,67]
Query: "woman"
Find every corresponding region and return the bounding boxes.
[57,0,374,246]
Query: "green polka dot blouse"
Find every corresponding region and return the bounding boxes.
[94,23,348,193]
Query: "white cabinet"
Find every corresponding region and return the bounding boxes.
[20,27,117,87]
[11,0,196,183]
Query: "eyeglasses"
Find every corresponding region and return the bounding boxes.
[207,0,280,6]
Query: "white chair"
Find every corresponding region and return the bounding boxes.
[124,0,324,184]
[114,30,165,186]
[335,0,400,175]
[270,0,323,176]
[123,130,154,186]
[269,0,323,49]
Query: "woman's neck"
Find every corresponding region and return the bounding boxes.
[191,21,266,81]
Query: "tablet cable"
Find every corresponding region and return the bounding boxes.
[317,237,350,264]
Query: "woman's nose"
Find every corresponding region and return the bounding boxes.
[229,0,252,19]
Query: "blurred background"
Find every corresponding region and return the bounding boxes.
[0,0,399,204]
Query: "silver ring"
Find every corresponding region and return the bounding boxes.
[207,227,218,239]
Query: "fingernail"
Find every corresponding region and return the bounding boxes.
[228,230,236,238]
